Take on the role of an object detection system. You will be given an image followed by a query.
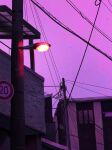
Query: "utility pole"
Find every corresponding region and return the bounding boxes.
[62,78,71,150]
[11,0,25,150]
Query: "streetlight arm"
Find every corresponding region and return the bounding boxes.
[18,42,51,52]
[18,44,34,50]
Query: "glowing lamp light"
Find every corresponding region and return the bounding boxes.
[34,42,51,52]
[18,42,51,52]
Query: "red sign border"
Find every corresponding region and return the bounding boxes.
[0,81,14,100]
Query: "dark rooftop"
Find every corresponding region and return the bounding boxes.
[70,96,112,102]
[0,5,40,39]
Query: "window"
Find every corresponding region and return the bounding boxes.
[78,109,94,124]
[89,110,94,123]
[84,110,89,124]
[78,110,83,124]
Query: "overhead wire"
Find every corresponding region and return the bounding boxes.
[29,0,63,101]
[33,4,61,84]
[29,0,58,93]
[0,41,11,55]
[29,1,64,108]
[65,0,112,44]
[30,0,112,101]
[76,81,112,91]
[67,82,109,96]
[68,0,102,99]
[52,98,59,108]
[0,41,11,49]
[66,80,112,91]
[108,0,112,7]
[75,85,110,96]
[102,0,112,13]
[31,0,112,62]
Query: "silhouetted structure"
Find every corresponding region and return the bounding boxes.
[44,95,56,142]
[55,97,112,150]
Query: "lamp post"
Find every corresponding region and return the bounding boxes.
[11,1,50,150]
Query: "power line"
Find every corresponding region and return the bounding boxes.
[65,0,112,44]
[0,41,11,55]
[52,98,59,107]
[102,0,112,13]
[29,1,58,93]
[77,82,112,91]
[29,0,38,29]
[68,0,102,99]
[66,80,112,91]
[29,1,62,95]
[31,0,112,62]
[108,0,112,7]
[0,41,11,49]
[32,2,61,84]
[76,85,110,96]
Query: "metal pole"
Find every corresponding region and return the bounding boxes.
[11,0,25,150]
[29,39,35,71]
[62,78,71,150]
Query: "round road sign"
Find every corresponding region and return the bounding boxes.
[0,81,14,100]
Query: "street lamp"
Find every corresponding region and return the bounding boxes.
[19,42,51,52]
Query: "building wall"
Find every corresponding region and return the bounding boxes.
[44,96,56,141]
[0,50,45,133]
[76,102,96,150]
[93,102,104,150]
[56,99,112,150]
[102,101,112,150]
[68,103,79,150]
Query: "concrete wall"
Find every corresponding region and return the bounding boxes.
[0,50,45,133]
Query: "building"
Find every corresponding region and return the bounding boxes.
[55,97,112,150]
[0,48,45,150]
[0,48,68,150]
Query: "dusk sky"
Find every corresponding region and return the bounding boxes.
[1,0,112,104]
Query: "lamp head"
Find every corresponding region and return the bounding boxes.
[34,42,51,52]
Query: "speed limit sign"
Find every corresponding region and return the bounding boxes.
[0,81,14,100]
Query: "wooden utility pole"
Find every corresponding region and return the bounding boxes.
[62,78,71,150]
[11,0,25,150]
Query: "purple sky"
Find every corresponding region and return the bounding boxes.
[1,0,112,103]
